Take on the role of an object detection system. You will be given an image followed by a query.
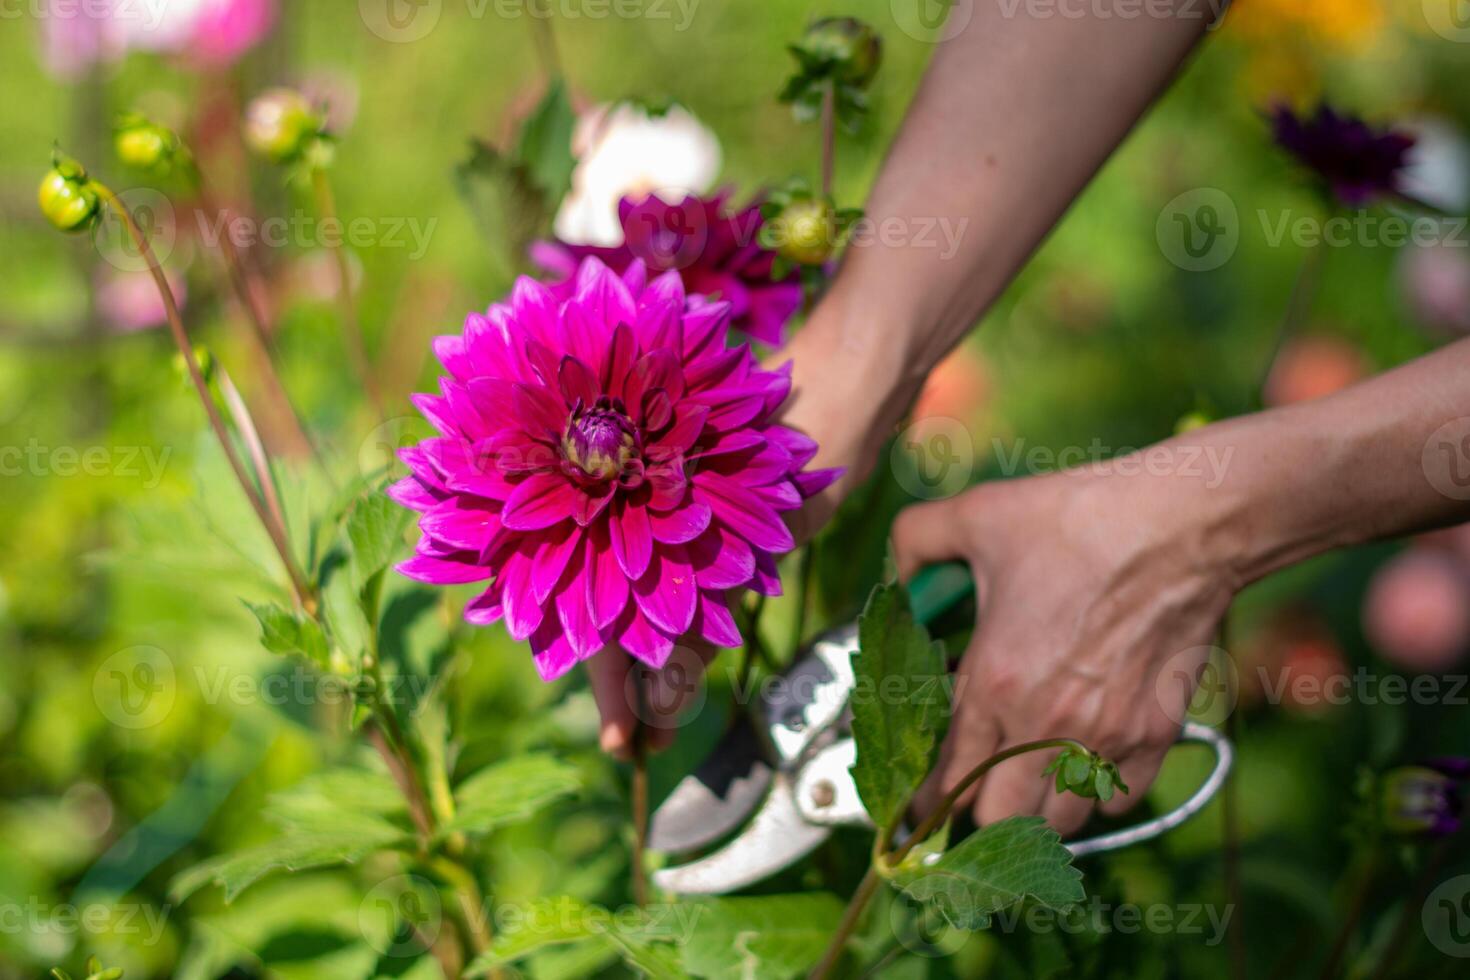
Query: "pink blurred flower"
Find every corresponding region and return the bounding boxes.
[392,257,839,680]
[39,0,274,77]
[1262,334,1369,407]
[534,192,804,347]
[183,0,276,66]
[96,267,187,333]
[1398,243,1470,337]
[38,0,127,78]
[1364,550,1470,673]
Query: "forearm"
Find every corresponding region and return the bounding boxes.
[1191,338,1470,588]
[814,2,1212,387]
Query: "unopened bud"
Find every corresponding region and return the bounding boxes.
[244,88,324,164]
[38,152,100,233]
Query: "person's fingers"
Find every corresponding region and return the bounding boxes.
[638,643,718,753]
[1099,747,1168,817]
[585,649,636,761]
[891,497,969,581]
[974,743,1053,826]
[1040,787,1095,836]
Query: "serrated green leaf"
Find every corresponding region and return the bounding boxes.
[849,582,951,832]
[318,547,370,671]
[441,754,580,838]
[244,600,330,669]
[346,487,412,592]
[466,897,686,979]
[169,821,411,903]
[515,79,577,202]
[681,894,842,980]
[264,768,407,835]
[889,816,1084,931]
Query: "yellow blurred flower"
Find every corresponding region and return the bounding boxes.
[1227,0,1386,51]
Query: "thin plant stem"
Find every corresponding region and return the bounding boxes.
[810,738,1090,980]
[96,187,315,612]
[1314,851,1378,980]
[194,178,319,462]
[217,365,289,545]
[819,83,836,200]
[1255,233,1324,410]
[529,0,563,80]
[1368,839,1453,979]
[789,542,816,657]
[631,690,650,908]
[309,166,385,416]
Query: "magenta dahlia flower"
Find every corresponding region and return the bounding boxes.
[392,257,839,680]
[532,191,804,347]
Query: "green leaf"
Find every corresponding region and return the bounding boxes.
[345,486,412,592]
[169,821,411,903]
[515,79,577,202]
[244,600,330,670]
[681,894,843,980]
[848,582,951,832]
[465,897,687,979]
[264,767,407,835]
[890,816,1084,931]
[441,754,580,838]
[318,547,370,672]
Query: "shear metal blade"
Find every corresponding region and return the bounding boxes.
[650,774,831,895]
[648,718,771,854]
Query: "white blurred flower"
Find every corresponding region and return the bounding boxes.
[1401,115,1470,215]
[552,102,721,247]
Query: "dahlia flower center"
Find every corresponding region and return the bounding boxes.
[562,397,639,481]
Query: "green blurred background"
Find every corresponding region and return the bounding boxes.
[3,1,1470,977]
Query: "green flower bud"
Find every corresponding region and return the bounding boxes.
[769,197,837,267]
[244,88,324,164]
[1044,746,1129,803]
[38,153,100,233]
[115,113,183,173]
[801,17,882,88]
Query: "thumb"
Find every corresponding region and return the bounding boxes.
[891,495,972,581]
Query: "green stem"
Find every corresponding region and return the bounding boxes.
[96,186,316,613]
[309,166,384,417]
[529,0,563,80]
[632,688,650,908]
[788,543,816,657]
[810,738,1090,979]
[1255,232,1324,410]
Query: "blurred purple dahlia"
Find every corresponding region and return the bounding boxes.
[1269,103,1416,207]
[392,256,839,680]
[532,191,803,347]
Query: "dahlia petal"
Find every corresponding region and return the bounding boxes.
[602,322,637,400]
[795,467,843,498]
[694,429,765,459]
[756,363,795,416]
[411,393,459,439]
[560,299,607,371]
[694,591,743,648]
[618,606,675,668]
[706,442,794,485]
[571,483,616,526]
[574,254,638,329]
[638,270,687,350]
[501,472,578,530]
[685,344,749,391]
[743,282,803,347]
[421,499,503,552]
[387,476,440,512]
[765,426,820,468]
[465,378,523,431]
[755,479,803,511]
[532,522,583,603]
[558,355,600,408]
[689,389,767,432]
[501,553,544,640]
[646,464,689,511]
[433,334,471,381]
[530,618,583,681]
[648,403,710,461]
[649,500,711,544]
[489,429,559,474]
[681,300,732,361]
[510,276,561,343]
[610,499,654,579]
[397,553,494,585]
[751,550,783,597]
[694,472,795,553]
[555,555,603,658]
[586,522,631,629]
[512,382,567,438]
[625,349,686,410]
[528,240,578,281]
[465,585,504,625]
[633,545,697,635]
[642,389,673,431]
[523,338,562,389]
[621,258,649,296]
[689,526,755,590]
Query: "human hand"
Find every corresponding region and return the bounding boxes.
[895,447,1238,834]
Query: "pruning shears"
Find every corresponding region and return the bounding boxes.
[650,562,1233,895]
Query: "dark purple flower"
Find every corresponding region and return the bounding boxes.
[1381,757,1469,837]
[1269,103,1416,207]
[533,191,803,347]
